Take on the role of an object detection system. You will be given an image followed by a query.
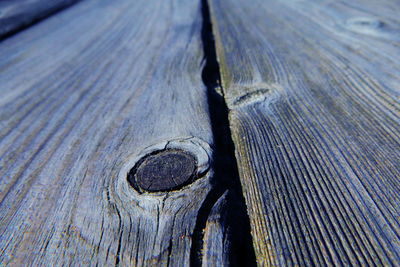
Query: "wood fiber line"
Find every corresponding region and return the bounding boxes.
[208,0,400,265]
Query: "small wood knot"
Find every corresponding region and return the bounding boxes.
[344,17,386,36]
[350,17,383,29]
[128,149,197,192]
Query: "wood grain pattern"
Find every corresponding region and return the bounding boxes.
[208,0,400,265]
[202,191,230,267]
[0,0,231,265]
[0,0,80,39]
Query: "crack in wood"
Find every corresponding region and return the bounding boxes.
[0,0,82,40]
[191,0,257,266]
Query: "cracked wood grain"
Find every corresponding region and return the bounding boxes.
[0,0,234,265]
[208,0,400,265]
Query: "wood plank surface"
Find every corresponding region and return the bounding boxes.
[0,0,243,265]
[0,0,81,40]
[208,0,400,265]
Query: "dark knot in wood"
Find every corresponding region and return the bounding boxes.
[128,149,197,192]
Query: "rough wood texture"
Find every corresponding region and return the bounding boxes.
[208,0,400,265]
[0,0,80,39]
[202,191,230,267]
[0,0,231,265]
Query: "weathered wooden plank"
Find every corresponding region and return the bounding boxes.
[208,0,400,265]
[0,0,81,40]
[0,0,243,265]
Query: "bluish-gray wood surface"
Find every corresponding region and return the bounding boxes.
[0,0,80,39]
[208,0,400,265]
[1,0,399,265]
[0,0,236,265]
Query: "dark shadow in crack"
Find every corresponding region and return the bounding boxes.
[189,0,257,266]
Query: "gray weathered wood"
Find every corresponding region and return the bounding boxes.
[208,0,400,265]
[0,0,232,265]
[202,191,230,267]
[0,0,81,39]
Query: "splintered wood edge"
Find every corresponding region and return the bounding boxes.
[113,137,212,202]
